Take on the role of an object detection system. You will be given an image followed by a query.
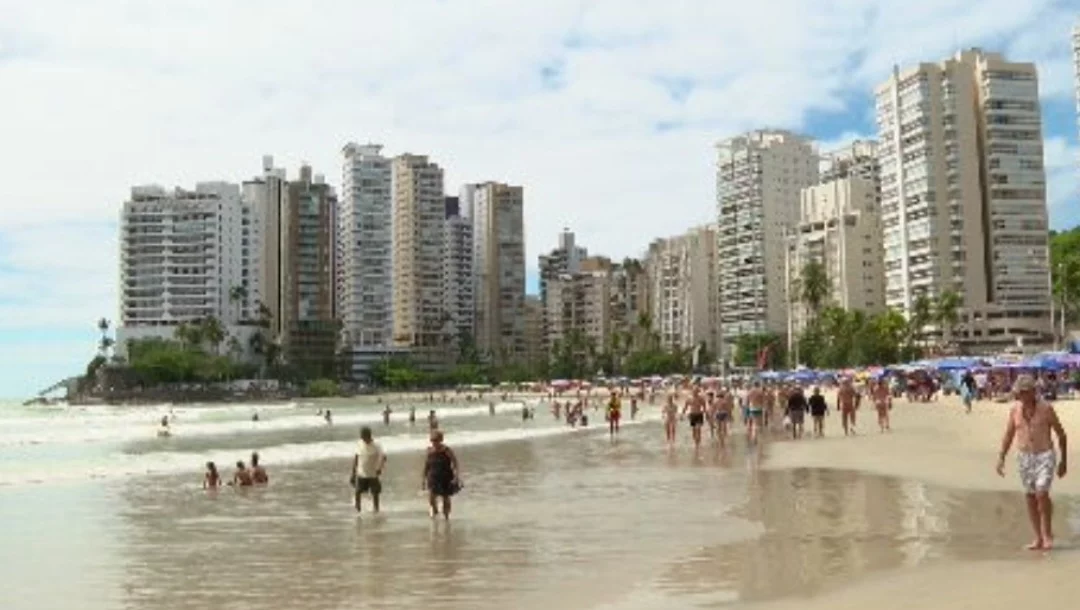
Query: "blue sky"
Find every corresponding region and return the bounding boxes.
[0,0,1078,398]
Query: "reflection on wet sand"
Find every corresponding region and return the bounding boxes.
[658,467,1076,605]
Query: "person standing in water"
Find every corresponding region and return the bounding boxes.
[250,452,269,485]
[716,388,734,447]
[231,461,253,487]
[422,430,461,519]
[838,379,858,436]
[490,402,497,417]
[808,386,828,437]
[996,374,1068,550]
[428,410,439,431]
[351,426,387,514]
[408,406,416,426]
[158,416,171,438]
[606,390,622,438]
[682,389,706,450]
[746,383,766,444]
[382,405,392,427]
[630,395,639,421]
[203,462,221,489]
[324,410,333,425]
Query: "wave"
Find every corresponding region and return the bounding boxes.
[0,401,546,448]
[0,418,646,487]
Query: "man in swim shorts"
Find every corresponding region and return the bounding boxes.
[838,378,858,436]
[746,383,765,444]
[997,374,1067,550]
[682,388,706,449]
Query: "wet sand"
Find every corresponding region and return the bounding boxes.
[2,395,1080,609]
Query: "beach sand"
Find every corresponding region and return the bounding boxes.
[2,393,1079,609]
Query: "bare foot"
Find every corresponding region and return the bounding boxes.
[1026,539,1045,551]
[1043,537,1054,550]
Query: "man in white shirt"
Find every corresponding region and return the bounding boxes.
[350,427,387,513]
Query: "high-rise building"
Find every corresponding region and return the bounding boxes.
[608,258,649,347]
[1073,21,1080,144]
[466,182,526,365]
[278,165,338,376]
[786,175,885,336]
[391,154,446,349]
[116,181,254,353]
[242,156,287,330]
[544,258,612,361]
[875,49,1052,348]
[442,196,474,351]
[338,143,393,347]
[523,295,545,371]
[821,140,881,187]
[538,229,588,352]
[715,130,819,353]
[645,224,720,355]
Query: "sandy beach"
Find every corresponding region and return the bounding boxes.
[1,392,1079,609]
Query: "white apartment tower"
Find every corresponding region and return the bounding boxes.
[875,49,1051,347]
[466,182,526,364]
[117,182,252,351]
[787,175,886,335]
[715,130,819,351]
[645,224,720,354]
[391,154,446,348]
[442,196,474,349]
[339,143,393,347]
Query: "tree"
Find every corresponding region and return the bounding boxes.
[199,317,226,355]
[798,260,830,317]
[909,294,934,348]
[229,285,248,322]
[935,290,962,348]
[96,318,112,357]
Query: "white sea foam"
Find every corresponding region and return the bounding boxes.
[0,402,526,447]
[0,420,640,487]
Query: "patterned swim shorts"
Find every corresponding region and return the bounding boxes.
[1018,450,1057,494]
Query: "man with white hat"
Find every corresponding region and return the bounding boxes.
[996,373,1068,550]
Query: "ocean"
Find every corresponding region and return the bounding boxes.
[1,397,1077,610]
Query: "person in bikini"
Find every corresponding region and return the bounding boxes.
[662,394,679,445]
[606,390,622,438]
[682,389,706,450]
[837,379,858,436]
[872,380,892,433]
[996,374,1068,550]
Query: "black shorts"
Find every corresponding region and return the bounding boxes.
[689,412,704,427]
[354,477,382,495]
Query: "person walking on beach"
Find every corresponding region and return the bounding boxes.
[351,426,387,514]
[203,461,221,489]
[251,452,269,485]
[607,391,622,438]
[663,394,678,445]
[422,430,461,519]
[872,381,892,433]
[630,395,639,421]
[716,388,734,447]
[808,387,828,437]
[961,370,976,413]
[838,379,858,436]
[746,383,766,444]
[682,389,706,449]
[996,374,1068,550]
[785,386,808,440]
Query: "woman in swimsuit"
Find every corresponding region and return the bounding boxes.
[422,430,461,519]
[662,395,678,445]
[607,392,622,437]
[203,461,221,490]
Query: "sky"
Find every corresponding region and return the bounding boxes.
[1,0,1078,398]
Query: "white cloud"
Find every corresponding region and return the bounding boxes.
[0,0,1077,390]
[1045,136,1080,220]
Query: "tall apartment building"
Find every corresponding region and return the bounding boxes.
[545,257,612,358]
[466,182,526,364]
[786,175,886,336]
[645,224,720,355]
[278,165,338,376]
[609,258,649,344]
[242,156,286,329]
[1073,21,1080,143]
[538,229,588,351]
[338,142,393,347]
[391,154,446,349]
[117,182,253,354]
[875,49,1052,347]
[523,295,545,370]
[715,130,819,353]
[442,196,474,351]
[821,140,881,186]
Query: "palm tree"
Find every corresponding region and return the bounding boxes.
[909,294,934,349]
[935,290,962,348]
[798,260,830,317]
[96,318,112,357]
[199,317,226,355]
